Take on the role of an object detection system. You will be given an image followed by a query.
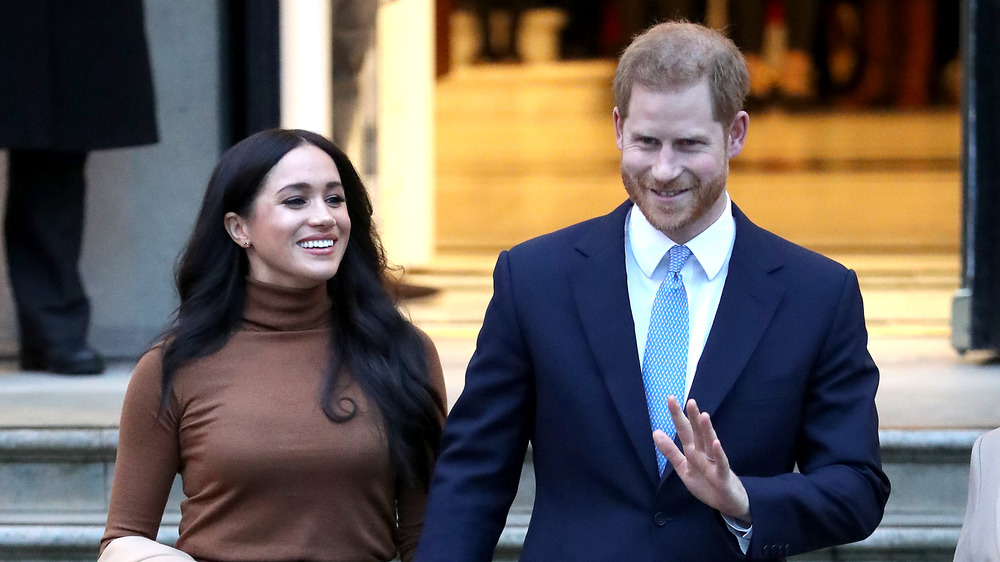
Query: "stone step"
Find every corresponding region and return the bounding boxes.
[497,430,977,561]
[0,428,180,561]
[0,428,980,561]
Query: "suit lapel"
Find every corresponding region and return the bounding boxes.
[688,205,785,419]
[570,202,662,484]
[573,203,786,486]
[656,206,786,486]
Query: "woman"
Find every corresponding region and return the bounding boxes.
[101,129,446,561]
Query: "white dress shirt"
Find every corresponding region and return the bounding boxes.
[625,195,735,395]
[624,194,752,552]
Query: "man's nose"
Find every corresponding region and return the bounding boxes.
[650,148,682,182]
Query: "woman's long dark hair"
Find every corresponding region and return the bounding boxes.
[159,129,444,488]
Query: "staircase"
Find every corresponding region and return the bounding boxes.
[0,428,180,561]
[0,426,981,561]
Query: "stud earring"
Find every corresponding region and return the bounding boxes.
[243,240,250,248]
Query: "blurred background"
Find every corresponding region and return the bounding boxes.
[0,0,976,358]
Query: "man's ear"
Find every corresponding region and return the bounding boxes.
[224,212,250,247]
[613,106,625,151]
[727,111,749,158]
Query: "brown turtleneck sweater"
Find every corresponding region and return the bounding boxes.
[102,279,444,561]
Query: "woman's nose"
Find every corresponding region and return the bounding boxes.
[308,203,336,227]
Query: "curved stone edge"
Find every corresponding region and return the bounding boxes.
[879,428,985,463]
[0,429,119,462]
[0,525,178,554]
[494,526,961,560]
[0,428,983,450]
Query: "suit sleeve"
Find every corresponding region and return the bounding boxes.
[415,251,534,562]
[740,270,891,557]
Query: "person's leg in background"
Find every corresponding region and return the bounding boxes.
[557,0,602,59]
[896,0,935,108]
[728,0,774,106]
[4,149,103,374]
[933,0,960,105]
[470,0,524,61]
[654,0,706,23]
[618,0,654,51]
[840,0,891,106]
[780,0,820,105]
[331,0,378,149]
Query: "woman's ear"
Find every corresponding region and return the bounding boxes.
[224,212,250,248]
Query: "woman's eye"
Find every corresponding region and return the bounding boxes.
[326,195,345,206]
[282,196,307,207]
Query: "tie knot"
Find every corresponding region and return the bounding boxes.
[667,245,692,274]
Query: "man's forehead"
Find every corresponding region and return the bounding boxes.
[623,83,726,133]
[626,117,723,138]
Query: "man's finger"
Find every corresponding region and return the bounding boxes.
[654,429,686,469]
[711,439,732,476]
[668,396,695,447]
[694,412,714,455]
[683,399,712,454]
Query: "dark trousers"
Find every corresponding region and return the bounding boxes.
[619,0,707,50]
[4,149,91,355]
[729,0,820,53]
[468,0,526,59]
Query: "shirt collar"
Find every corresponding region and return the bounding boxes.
[627,194,735,281]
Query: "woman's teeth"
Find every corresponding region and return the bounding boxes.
[298,239,334,249]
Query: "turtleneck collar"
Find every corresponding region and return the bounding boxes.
[243,277,332,332]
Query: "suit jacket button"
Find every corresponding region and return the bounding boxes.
[762,545,771,556]
[653,512,668,526]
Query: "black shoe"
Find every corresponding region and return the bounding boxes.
[20,346,105,375]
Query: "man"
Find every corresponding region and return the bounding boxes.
[416,22,890,561]
[0,0,158,374]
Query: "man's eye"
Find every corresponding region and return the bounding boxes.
[640,137,660,146]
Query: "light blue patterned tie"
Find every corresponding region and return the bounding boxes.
[643,244,692,474]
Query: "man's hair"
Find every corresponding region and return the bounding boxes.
[614,21,750,126]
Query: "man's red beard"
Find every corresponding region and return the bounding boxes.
[621,164,727,239]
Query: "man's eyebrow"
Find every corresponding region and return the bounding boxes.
[680,133,713,142]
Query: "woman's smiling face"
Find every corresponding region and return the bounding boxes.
[226,143,352,289]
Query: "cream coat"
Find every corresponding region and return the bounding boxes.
[98,537,194,562]
[955,428,1000,561]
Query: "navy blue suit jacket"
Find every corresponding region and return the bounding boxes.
[416,202,890,561]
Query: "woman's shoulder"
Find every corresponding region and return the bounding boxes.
[117,343,174,419]
[409,324,439,364]
[409,323,434,349]
[409,324,446,403]
[133,342,166,377]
